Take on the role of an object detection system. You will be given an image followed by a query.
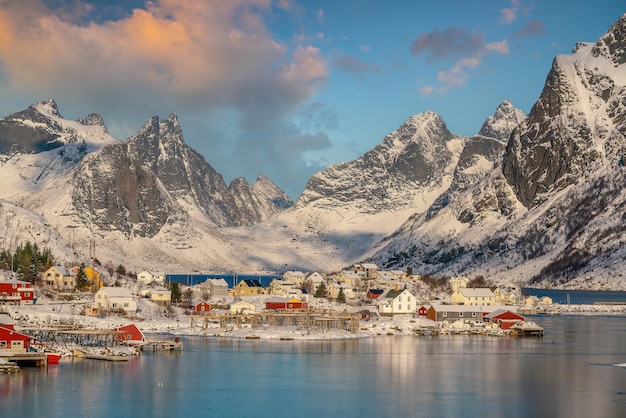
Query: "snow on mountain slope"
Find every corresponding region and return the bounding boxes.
[369,14,626,290]
[218,111,467,271]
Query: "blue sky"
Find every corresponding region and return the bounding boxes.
[0,1,623,198]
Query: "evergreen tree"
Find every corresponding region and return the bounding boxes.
[75,263,90,292]
[337,288,346,303]
[170,282,182,304]
[116,264,127,278]
[314,282,327,298]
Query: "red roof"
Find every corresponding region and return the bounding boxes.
[115,323,145,342]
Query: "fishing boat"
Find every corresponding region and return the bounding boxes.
[45,352,62,365]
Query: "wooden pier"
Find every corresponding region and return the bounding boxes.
[0,352,47,367]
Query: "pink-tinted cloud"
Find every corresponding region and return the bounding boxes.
[500,0,521,24]
[410,28,508,93]
[0,0,326,126]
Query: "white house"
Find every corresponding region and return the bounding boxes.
[152,272,166,286]
[137,271,154,285]
[303,274,326,293]
[95,287,137,315]
[377,289,417,316]
[268,279,295,295]
[205,278,229,297]
[230,300,256,314]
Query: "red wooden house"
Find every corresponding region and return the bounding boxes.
[0,325,33,352]
[484,309,525,330]
[0,278,35,305]
[366,289,384,299]
[265,298,309,310]
[417,305,428,316]
[115,323,145,343]
[191,299,211,314]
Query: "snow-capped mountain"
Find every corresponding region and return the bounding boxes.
[0,100,292,271]
[223,105,518,273]
[2,14,626,290]
[369,13,626,289]
[71,113,292,238]
[425,100,525,220]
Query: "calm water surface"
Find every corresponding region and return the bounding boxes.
[1,315,626,418]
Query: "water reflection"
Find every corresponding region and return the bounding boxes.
[1,316,626,417]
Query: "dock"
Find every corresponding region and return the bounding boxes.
[0,352,48,367]
[0,360,20,373]
[138,339,183,352]
[510,322,544,337]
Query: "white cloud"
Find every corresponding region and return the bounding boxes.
[0,0,330,198]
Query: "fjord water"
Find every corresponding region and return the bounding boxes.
[2,315,626,418]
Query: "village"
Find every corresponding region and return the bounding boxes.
[0,260,561,372]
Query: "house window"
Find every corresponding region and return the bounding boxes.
[472,312,476,317]
[24,292,30,297]
[0,341,6,348]
[124,303,129,307]
[442,312,447,317]
[459,312,464,317]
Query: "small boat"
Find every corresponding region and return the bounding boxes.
[45,352,62,365]
[84,354,129,362]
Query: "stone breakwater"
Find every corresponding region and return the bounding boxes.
[553,304,626,314]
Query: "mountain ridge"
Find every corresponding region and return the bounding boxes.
[1,14,626,290]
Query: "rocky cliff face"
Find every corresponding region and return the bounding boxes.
[71,114,292,238]
[296,111,464,214]
[0,100,292,244]
[426,101,525,220]
[503,14,626,208]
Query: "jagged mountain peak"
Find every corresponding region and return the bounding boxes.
[32,98,62,118]
[77,113,105,127]
[478,100,526,141]
[503,16,626,208]
[591,12,626,65]
[295,111,458,217]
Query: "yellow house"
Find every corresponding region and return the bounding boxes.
[149,286,172,307]
[451,288,496,306]
[70,265,103,291]
[232,279,265,296]
[84,266,102,290]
